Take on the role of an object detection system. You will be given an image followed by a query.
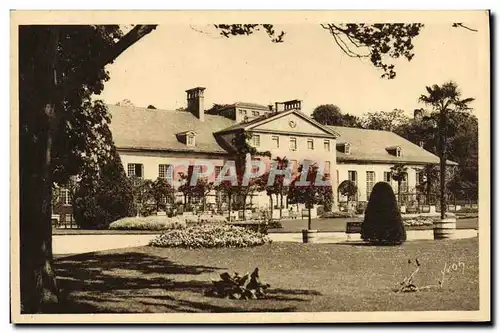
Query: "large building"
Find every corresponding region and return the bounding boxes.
[106,86,454,214]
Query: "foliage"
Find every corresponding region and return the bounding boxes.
[109,216,186,231]
[147,104,157,109]
[361,182,406,244]
[338,180,358,199]
[131,178,155,216]
[362,109,409,131]
[205,268,271,300]
[390,164,408,203]
[289,163,333,229]
[150,177,175,211]
[320,23,424,79]
[311,104,364,127]
[418,81,475,218]
[73,147,135,229]
[149,224,271,248]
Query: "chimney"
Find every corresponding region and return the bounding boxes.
[186,87,206,121]
[283,99,302,111]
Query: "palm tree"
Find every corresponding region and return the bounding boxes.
[390,164,408,204]
[418,81,474,219]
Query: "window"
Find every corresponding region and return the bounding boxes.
[384,171,392,183]
[307,139,314,150]
[159,164,173,182]
[348,170,357,185]
[324,140,330,152]
[127,163,143,178]
[272,136,280,148]
[344,143,351,155]
[290,137,297,151]
[60,188,71,205]
[416,170,422,186]
[251,134,260,147]
[215,166,223,179]
[240,109,247,116]
[396,147,403,157]
[366,171,376,200]
[289,160,298,172]
[187,133,195,146]
[252,110,259,117]
[324,161,331,176]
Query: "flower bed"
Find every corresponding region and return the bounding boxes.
[320,211,356,219]
[402,216,435,227]
[149,224,271,248]
[109,216,186,231]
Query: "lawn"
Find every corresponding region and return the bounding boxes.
[54,237,479,313]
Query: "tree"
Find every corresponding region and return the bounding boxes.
[416,164,440,205]
[147,104,157,109]
[338,180,358,209]
[131,178,155,216]
[311,104,343,125]
[390,164,408,204]
[418,81,475,219]
[361,182,406,245]
[150,177,175,212]
[73,146,136,229]
[115,99,135,107]
[361,109,410,131]
[189,177,214,212]
[216,23,425,79]
[311,104,363,127]
[264,156,290,219]
[289,163,332,230]
[19,24,157,313]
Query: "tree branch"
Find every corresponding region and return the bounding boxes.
[452,23,478,32]
[59,25,158,99]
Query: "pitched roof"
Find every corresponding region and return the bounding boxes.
[327,126,458,166]
[108,105,235,154]
[215,109,340,138]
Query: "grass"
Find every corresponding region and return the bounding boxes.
[54,237,479,313]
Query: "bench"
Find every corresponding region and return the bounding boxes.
[301,209,310,219]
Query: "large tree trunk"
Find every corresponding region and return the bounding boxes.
[19,28,60,313]
[439,111,448,220]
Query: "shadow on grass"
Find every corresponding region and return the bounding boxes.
[54,250,319,313]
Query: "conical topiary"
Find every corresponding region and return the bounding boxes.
[361,181,406,245]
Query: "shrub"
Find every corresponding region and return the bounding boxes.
[109,216,186,231]
[149,224,271,248]
[361,182,406,245]
[73,147,135,229]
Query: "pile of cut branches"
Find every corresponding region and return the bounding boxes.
[205,267,270,300]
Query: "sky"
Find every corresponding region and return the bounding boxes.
[98,23,483,118]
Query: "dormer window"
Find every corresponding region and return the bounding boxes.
[386,146,403,157]
[336,142,351,155]
[176,130,196,147]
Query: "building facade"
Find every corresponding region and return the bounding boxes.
[100,86,454,215]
